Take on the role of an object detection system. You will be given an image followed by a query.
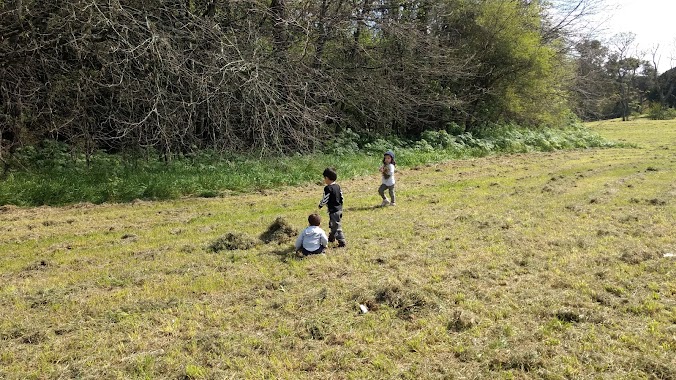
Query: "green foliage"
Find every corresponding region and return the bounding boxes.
[419,130,458,149]
[13,140,73,171]
[324,129,361,156]
[2,0,599,159]
[462,0,572,127]
[445,122,465,136]
[647,104,676,120]
[0,125,622,206]
[361,138,400,156]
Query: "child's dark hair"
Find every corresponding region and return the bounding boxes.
[383,151,396,166]
[322,167,337,181]
[308,213,321,226]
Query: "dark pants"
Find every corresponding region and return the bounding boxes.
[328,211,345,243]
[378,184,395,203]
[301,246,326,255]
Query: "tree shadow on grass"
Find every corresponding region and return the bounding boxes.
[345,205,382,212]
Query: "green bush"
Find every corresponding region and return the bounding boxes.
[0,124,622,207]
[445,122,465,136]
[420,130,457,148]
[325,128,361,156]
[647,104,676,120]
[362,139,397,156]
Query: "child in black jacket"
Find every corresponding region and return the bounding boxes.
[318,167,346,247]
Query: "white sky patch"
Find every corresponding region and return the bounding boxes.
[597,0,676,72]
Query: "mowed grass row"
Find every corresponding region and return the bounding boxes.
[0,119,674,379]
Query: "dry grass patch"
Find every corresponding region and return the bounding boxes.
[208,232,259,252]
[260,216,297,244]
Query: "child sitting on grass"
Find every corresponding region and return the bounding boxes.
[295,213,329,256]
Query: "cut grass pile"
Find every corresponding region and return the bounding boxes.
[0,118,674,379]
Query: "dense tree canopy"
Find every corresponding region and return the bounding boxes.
[0,0,673,160]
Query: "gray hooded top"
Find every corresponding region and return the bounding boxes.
[295,226,329,252]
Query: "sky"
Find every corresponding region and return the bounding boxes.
[598,0,676,72]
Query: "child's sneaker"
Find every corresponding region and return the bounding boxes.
[390,202,396,206]
[381,199,390,207]
[337,241,347,248]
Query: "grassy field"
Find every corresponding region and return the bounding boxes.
[0,119,674,379]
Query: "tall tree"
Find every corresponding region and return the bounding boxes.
[0,0,605,160]
[606,33,642,121]
[571,39,614,120]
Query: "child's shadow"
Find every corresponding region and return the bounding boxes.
[270,246,300,262]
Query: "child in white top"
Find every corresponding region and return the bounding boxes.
[295,213,329,255]
[378,151,396,206]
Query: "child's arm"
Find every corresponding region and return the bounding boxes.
[318,187,329,208]
[294,232,303,250]
[320,231,329,247]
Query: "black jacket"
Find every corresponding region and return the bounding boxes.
[318,183,343,213]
